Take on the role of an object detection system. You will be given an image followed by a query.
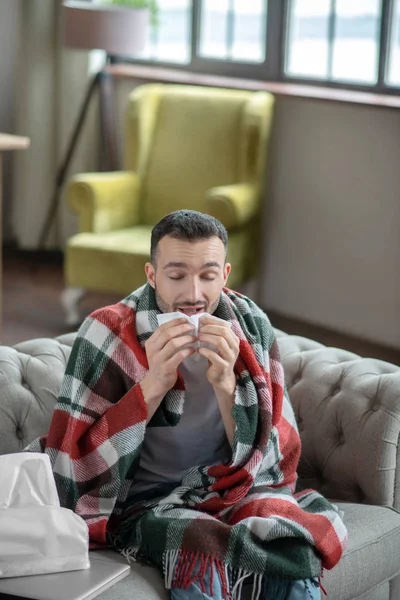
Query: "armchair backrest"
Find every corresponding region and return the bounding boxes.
[124,84,273,225]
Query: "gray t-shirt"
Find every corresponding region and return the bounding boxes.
[131,353,231,495]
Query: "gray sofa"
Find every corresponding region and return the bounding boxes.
[1,330,400,600]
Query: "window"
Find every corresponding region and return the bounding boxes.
[199,0,266,63]
[127,0,268,68]
[286,0,382,84]
[122,0,400,94]
[286,0,332,79]
[130,0,191,64]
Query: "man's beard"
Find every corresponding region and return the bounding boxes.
[154,287,171,314]
[154,286,220,315]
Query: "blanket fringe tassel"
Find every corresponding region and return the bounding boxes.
[163,551,265,600]
[120,546,137,563]
[319,569,328,596]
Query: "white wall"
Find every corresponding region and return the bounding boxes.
[261,96,400,349]
[0,0,21,239]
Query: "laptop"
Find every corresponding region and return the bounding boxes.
[0,551,130,600]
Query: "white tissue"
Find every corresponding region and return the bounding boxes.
[0,453,59,509]
[156,311,231,359]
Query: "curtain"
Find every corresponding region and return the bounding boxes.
[12,0,99,249]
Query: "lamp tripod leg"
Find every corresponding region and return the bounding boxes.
[37,71,101,249]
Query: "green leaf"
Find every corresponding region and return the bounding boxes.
[98,0,159,27]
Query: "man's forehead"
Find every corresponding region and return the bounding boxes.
[157,236,225,267]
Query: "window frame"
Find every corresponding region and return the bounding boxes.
[282,0,398,94]
[117,0,400,95]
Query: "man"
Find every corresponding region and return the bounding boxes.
[28,211,347,600]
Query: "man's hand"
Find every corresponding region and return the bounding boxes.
[197,315,239,394]
[197,316,240,446]
[140,318,195,421]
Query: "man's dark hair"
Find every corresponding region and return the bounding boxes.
[150,210,228,265]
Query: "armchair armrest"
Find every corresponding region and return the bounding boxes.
[67,171,141,234]
[275,330,400,509]
[205,183,259,230]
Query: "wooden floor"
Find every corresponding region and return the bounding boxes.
[3,248,400,366]
[3,249,121,345]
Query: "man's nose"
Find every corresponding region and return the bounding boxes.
[187,278,201,302]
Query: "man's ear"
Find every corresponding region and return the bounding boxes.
[223,263,231,286]
[145,263,156,289]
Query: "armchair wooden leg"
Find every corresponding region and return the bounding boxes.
[61,287,86,326]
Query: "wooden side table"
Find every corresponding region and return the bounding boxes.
[0,133,30,332]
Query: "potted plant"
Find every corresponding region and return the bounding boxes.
[63,0,159,57]
[99,0,159,27]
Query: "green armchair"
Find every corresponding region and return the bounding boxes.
[62,83,274,323]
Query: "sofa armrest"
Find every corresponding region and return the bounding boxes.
[205,183,259,229]
[67,171,141,234]
[275,330,400,509]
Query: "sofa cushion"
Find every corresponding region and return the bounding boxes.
[67,226,255,294]
[323,503,400,600]
[351,582,389,600]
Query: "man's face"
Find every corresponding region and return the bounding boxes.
[145,235,231,316]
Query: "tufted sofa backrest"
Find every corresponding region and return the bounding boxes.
[1,330,400,510]
[0,334,75,455]
[275,331,400,510]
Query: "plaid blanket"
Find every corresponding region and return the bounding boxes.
[28,283,347,599]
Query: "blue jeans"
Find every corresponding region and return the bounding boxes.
[170,560,320,600]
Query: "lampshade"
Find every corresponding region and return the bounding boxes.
[62,1,149,56]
